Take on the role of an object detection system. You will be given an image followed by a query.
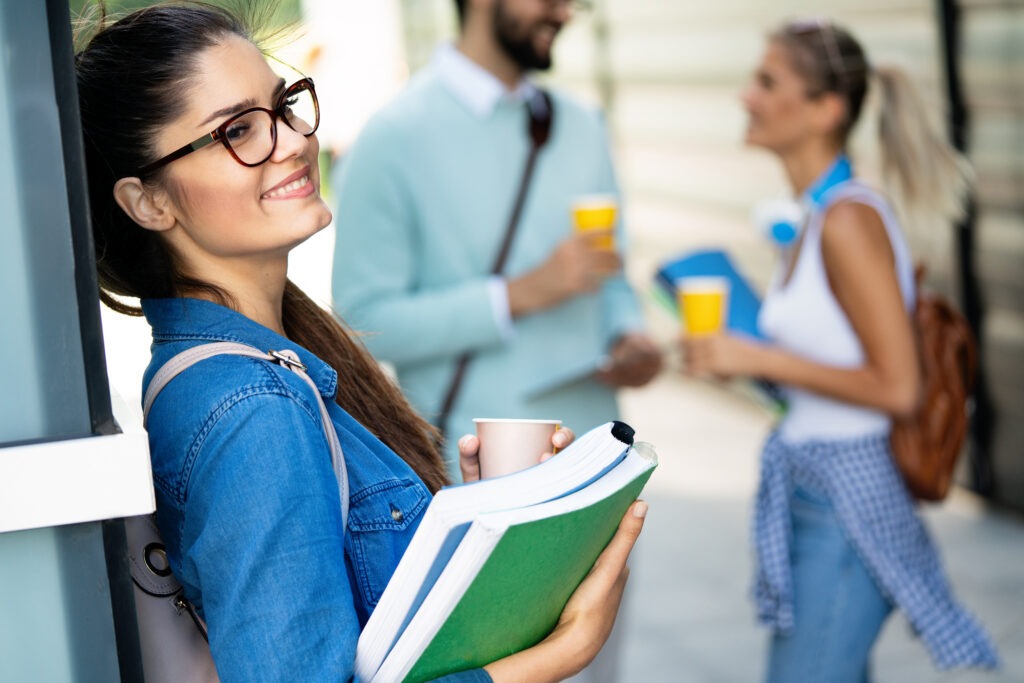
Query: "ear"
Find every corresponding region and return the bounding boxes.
[113,177,177,232]
[812,92,847,137]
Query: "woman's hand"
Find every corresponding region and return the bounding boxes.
[457,427,576,483]
[680,333,765,381]
[483,500,648,682]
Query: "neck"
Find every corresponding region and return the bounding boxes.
[234,287,287,337]
[780,141,845,196]
[456,31,523,91]
[185,255,290,336]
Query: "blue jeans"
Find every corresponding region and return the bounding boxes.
[766,486,893,683]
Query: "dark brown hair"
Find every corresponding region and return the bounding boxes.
[75,1,448,491]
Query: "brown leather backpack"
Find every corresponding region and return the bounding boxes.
[890,266,977,501]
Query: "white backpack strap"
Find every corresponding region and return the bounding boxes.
[143,342,267,423]
[143,341,349,529]
[819,179,879,209]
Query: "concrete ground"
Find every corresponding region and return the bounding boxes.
[616,372,1024,683]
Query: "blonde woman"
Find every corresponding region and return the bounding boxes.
[683,18,998,681]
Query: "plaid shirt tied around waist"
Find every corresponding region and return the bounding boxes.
[753,431,999,670]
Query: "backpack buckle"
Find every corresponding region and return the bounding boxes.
[269,349,308,372]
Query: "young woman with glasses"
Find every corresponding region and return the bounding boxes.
[75,4,644,681]
[682,18,997,681]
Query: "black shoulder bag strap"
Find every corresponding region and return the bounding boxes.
[435,90,554,444]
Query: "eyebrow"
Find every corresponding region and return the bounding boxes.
[198,78,287,128]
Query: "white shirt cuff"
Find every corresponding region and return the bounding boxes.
[487,276,515,341]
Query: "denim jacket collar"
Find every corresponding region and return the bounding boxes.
[142,297,339,401]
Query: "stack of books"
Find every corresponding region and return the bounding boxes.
[355,421,657,683]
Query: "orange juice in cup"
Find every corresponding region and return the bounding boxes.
[571,195,618,251]
[676,276,729,336]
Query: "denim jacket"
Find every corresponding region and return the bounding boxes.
[141,298,490,683]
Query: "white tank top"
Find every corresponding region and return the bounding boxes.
[757,181,916,442]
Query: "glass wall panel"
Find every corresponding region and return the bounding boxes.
[0,2,135,680]
[0,0,90,445]
[0,524,121,683]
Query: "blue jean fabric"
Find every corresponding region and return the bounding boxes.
[766,485,892,683]
[141,298,489,683]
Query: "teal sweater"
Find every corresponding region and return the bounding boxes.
[331,67,644,473]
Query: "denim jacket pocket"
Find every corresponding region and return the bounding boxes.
[346,478,428,607]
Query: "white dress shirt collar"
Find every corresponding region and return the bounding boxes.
[433,43,538,118]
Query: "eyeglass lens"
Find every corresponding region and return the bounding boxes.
[224,84,318,165]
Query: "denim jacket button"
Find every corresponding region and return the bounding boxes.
[390,506,404,523]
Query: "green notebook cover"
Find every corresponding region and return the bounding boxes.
[404,467,654,683]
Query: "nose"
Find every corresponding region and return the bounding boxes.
[270,115,310,163]
[739,83,757,111]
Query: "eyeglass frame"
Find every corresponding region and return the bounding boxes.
[136,76,320,176]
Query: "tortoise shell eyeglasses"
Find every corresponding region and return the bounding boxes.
[137,77,319,176]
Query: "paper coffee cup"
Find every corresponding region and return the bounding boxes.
[676,276,729,336]
[473,418,562,480]
[571,195,617,251]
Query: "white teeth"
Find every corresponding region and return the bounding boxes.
[264,175,309,198]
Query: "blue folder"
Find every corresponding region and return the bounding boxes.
[654,249,766,340]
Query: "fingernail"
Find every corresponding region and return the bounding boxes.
[553,431,568,447]
[632,500,648,518]
[457,435,472,450]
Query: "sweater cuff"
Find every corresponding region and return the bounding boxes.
[487,276,514,341]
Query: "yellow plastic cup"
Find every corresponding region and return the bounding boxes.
[571,195,617,251]
[676,276,729,336]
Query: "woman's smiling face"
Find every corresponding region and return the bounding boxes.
[150,34,331,274]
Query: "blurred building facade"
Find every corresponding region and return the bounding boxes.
[398,0,1023,511]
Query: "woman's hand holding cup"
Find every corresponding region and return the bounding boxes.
[457,421,574,483]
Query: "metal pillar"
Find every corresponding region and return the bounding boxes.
[935,0,996,497]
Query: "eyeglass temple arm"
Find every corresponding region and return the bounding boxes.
[138,132,217,176]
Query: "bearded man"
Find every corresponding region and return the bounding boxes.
[331,3,660,672]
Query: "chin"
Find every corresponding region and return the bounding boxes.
[311,204,333,232]
[318,211,332,231]
[286,211,332,251]
[288,202,332,241]
[744,130,776,153]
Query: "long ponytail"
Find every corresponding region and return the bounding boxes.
[874,65,971,221]
[282,283,448,492]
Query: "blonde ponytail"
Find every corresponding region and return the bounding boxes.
[874,65,972,221]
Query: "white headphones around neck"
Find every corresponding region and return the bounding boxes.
[752,197,805,247]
